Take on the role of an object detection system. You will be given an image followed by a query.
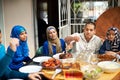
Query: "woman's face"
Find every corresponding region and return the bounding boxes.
[48,29,57,40]
[107,30,115,41]
[19,31,27,41]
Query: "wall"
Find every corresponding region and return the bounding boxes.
[3,0,35,58]
[0,0,5,44]
[118,0,120,6]
[96,7,120,39]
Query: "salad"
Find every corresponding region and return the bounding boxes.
[81,65,102,80]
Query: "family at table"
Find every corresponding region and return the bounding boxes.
[0,21,120,80]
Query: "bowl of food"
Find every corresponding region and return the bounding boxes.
[41,58,61,70]
[81,65,103,80]
[97,61,120,73]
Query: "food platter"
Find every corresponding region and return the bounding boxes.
[53,53,64,59]
[41,58,61,70]
[53,53,73,59]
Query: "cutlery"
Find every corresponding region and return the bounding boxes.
[115,54,120,62]
[51,68,62,79]
[112,58,116,62]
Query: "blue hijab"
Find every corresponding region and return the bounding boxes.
[10,25,29,57]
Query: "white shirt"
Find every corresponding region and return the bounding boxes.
[71,33,102,54]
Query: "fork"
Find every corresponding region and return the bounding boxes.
[51,68,62,79]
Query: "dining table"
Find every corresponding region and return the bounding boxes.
[40,62,120,80]
[29,56,120,80]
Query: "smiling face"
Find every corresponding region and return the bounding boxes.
[19,31,27,41]
[48,29,57,40]
[83,23,96,41]
[107,30,115,41]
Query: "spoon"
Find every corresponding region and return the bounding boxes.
[51,68,62,79]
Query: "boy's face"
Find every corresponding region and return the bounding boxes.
[0,33,2,43]
[107,30,115,41]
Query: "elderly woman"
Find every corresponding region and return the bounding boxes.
[43,26,66,56]
[8,25,32,71]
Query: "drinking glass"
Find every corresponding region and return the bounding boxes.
[90,54,99,65]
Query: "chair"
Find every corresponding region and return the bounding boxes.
[35,46,43,57]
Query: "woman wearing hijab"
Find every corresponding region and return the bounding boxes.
[99,27,120,59]
[43,26,66,56]
[8,25,32,71]
[0,29,42,80]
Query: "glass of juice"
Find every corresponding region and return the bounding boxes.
[64,69,83,80]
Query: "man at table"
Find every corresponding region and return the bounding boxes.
[65,22,102,59]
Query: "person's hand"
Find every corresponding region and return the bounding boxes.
[116,51,120,55]
[28,72,43,80]
[73,36,80,42]
[66,44,73,51]
[105,51,116,57]
[64,36,74,44]
[65,35,80,44]
[9,38,19,52]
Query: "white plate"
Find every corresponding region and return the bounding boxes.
[33,56,52,63]
[19,65,42,73]
[53,53,64,59]
[8,79,23,80]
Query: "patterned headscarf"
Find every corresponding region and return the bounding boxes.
[106,27,120,52]
[46,26,62,55]
[10,25,29,57]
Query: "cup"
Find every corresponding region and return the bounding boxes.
[90,54,99,65]
[64,69,83,80]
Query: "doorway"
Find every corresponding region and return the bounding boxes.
[37,0,59,46]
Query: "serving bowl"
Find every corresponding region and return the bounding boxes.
[41,58,61,70]
[97,61,120,73]
[81,65,103,80]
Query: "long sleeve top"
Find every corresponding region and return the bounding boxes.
[99,40,120,54]
[8,46,31,71]
[0,44,5,60]
[0,48,28,80]
[43,39,66,56]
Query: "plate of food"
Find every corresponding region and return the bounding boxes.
[53,52,73,59]
[19,65,42,73]
[33,56,52,63]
